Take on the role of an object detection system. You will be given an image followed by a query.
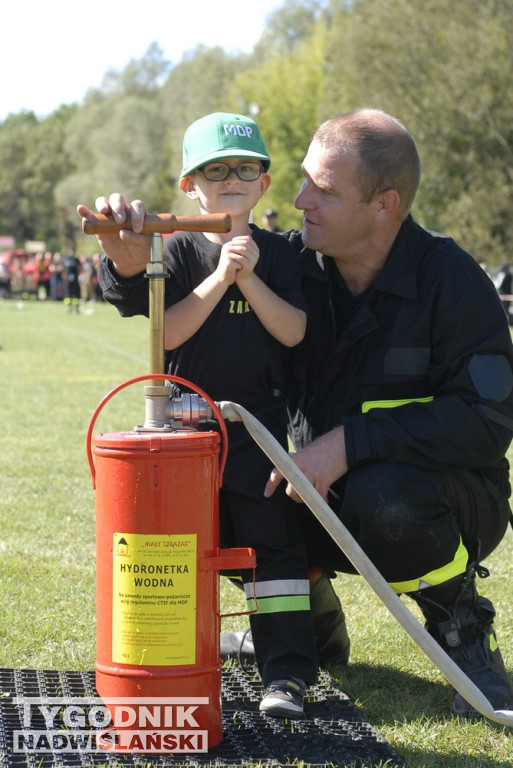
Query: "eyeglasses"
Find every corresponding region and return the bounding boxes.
[198,160,264,182]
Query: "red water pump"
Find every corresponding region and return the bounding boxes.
[84,215,255,753]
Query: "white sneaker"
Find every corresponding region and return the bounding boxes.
[259,678,306,719]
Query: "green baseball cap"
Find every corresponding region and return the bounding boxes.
[180,112,271,177]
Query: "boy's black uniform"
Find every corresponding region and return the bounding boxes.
[98,224,317,688]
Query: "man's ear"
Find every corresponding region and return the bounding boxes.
[179,175,199,199]
[375,188,400,222]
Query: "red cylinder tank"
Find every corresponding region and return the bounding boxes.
[94,429,224,750]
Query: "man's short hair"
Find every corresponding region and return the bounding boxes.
[313,109,421,220]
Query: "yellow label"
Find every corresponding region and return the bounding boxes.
[112,532,197,666]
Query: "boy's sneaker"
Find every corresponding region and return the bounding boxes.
[259,678,306,719]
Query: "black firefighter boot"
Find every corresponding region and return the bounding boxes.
[412,565,513,716]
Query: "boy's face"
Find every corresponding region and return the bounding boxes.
[180,156,270,216]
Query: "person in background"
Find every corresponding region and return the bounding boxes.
[262,208,281,232]
[36,252,52,299]
[494,262,513,326]
[78,255,95,304]
[0,258,11,299]
[63,247,81,312]
[49,252,65,301]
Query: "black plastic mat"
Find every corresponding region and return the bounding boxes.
[0,666,406,767]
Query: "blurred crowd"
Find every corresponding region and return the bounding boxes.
[0,250,104,306]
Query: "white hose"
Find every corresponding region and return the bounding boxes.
[219,400,513,728]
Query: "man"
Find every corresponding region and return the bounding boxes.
[264,108,513,717]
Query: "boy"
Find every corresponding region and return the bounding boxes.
[92,113,318,718]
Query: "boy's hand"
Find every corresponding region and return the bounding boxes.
[216,241,243,285]
[77,194,151,278]
[225,235,260,281]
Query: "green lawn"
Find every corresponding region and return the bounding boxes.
[1,298,512,767]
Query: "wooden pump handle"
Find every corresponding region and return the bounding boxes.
[81,212,231,235]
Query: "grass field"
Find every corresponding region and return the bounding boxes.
[1,297,512,767]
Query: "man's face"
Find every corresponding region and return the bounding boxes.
[294,140,376,260]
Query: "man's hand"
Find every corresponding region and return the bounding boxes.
[76,194,151,278]
[264,426,348,502]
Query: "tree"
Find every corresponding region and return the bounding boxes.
[159,45,251,215]
[0,107,76,248]
[253,0,327,59]
[102,42,170,97]
[25,106,77,247]
[2,1,513,262]
[233,22,329,229]
[56,47,173,242]
[0,113,37,244]
[323,0,513,263]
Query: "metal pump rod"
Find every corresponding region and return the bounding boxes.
[81,209,231,382]
[142,216,232,425]
[81,210,231,382]
[148,233,166,384]
[80,209,231,428]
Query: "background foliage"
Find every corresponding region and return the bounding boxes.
[1,0,513,266]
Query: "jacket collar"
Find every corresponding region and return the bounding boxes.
[300,215,429,300]
[372,215,421,300]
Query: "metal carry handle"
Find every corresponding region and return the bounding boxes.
[86,374,229,490]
